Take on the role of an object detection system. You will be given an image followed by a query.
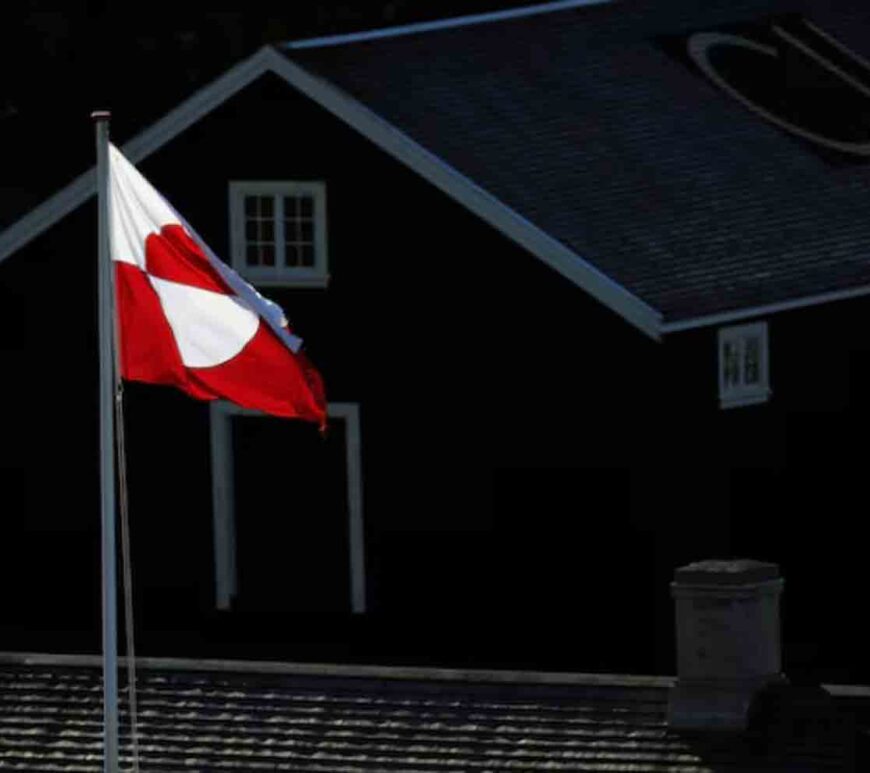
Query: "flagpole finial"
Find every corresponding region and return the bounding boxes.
[91,110,112,122]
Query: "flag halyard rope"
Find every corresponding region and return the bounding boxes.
[108,145,139,772]
[114,381,140,773]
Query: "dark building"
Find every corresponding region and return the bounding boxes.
[1,0,869,685]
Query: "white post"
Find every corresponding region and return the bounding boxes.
[92,110,120,773]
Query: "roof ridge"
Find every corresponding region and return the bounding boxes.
[0,650,673,687]
[284,0,611,50]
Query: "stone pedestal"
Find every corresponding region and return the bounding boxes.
[667,559,785,731]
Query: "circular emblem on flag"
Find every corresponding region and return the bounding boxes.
[148,275,259,368]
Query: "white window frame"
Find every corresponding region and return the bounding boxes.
[717,320,771,409]
[229,181,329,287]
[209,401,366,613]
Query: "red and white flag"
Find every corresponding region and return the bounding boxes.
[108,144,326,426]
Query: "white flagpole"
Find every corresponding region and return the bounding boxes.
[92,110,120,773]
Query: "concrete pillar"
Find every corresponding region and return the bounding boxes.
[667,559,785,730]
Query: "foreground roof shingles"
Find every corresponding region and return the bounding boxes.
[286,0,870,323]
[0,656,860,771]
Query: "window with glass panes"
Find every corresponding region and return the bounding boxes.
[282,194,316,268]
[717,321,770,408]
[230,182,327,285]
[244,195,277,267]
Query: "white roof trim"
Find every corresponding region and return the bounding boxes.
[265,50,662,339]
[0,43,662,340]
[285,0,612,50]
[0,47,276,264]
[661,282,870,333]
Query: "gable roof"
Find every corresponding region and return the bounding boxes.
[5,0,870,339]
[1,652,865,771]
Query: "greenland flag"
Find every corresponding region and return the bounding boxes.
[108,144,326,426]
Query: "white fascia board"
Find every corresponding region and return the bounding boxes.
[0,41,661,339]
[123,47,276,161]
[0,47,276,265]
[661,282,870,333]
[0,168,97,264]
[286,0,612,50]
[265,50,662,340]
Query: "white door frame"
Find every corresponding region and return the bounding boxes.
[209,400,366,613]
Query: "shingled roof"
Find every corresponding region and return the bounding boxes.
[284,0,870,330]
[1,653,867,771]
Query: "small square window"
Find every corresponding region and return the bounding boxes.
[230,181,329,288]
[718,321,771,409]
